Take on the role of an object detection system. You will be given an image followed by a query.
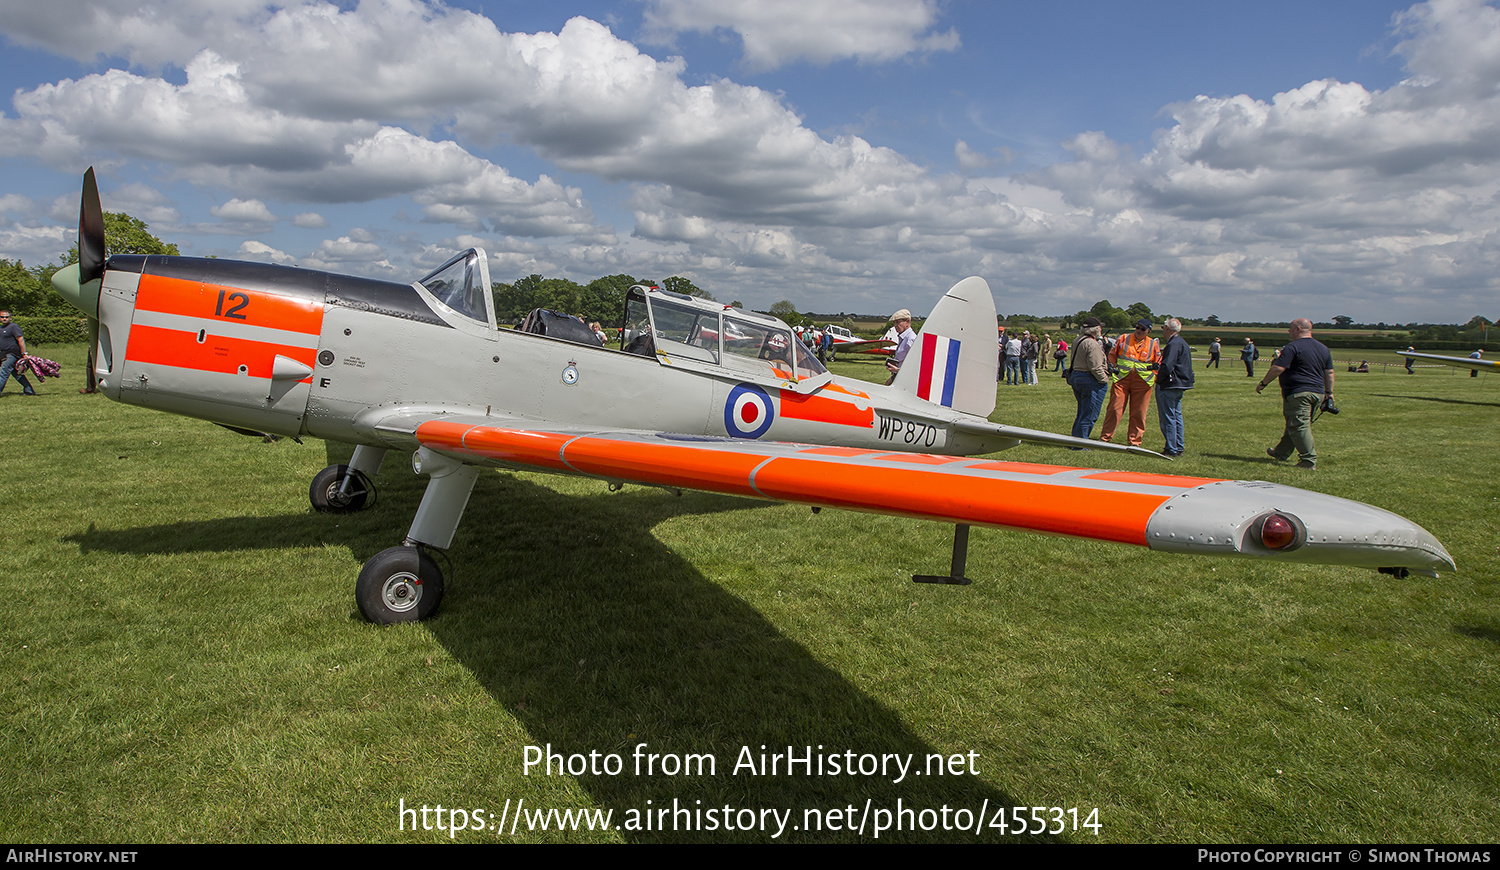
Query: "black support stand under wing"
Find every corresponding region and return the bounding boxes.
[913,523,973,585]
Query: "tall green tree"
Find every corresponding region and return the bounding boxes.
[660,275,713,300]
[769,300,801,326]
[1088,299,1130,330]
[580,274,639,325]
[65,212,180,263]
[0,259,47,314]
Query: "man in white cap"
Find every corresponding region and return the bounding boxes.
[885,308,916,384]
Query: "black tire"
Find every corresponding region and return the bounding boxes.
[356,546,444,624]
[309,464,371,513]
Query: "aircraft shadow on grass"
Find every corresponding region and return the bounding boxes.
[1454,625,1500,647]
[1193,451,1285,466]
[1368,394,1500,409]
[65,468,1044,842]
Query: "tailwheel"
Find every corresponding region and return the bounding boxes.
[310,464,373,513]
[356,545,444,624]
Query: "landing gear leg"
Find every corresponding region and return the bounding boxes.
[355,447,479,624]
[913,523,973,585]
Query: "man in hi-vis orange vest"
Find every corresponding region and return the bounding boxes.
[1100,318,1162,447]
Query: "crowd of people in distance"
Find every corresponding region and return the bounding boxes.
[996,328,1054,386]
[792,325,837,363]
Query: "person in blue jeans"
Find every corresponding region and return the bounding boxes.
[1154,318,1194,457]
[1067,318,1109,445]
[0,311,37,396]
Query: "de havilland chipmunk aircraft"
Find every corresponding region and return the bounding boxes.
[50,170,1454,623]
[1395,350,1494,373]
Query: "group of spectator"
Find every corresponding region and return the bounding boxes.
[1064,317,1336,468]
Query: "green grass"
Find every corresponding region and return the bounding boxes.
[2,344,1496,843]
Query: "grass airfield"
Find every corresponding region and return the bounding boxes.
[1,344,1495,843]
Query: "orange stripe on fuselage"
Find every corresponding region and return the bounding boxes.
[135,274,324,334]
[778,388,875,428]
[822,383,869,399]
[125,324,316,378]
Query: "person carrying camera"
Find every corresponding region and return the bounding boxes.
[1255,318,1335,469]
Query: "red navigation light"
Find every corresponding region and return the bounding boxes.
[1261,514,1298,550]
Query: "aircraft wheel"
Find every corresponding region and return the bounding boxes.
[356,546,444,624]
[310,464,372,513]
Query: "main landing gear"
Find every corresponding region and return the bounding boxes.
[326,445,479,625]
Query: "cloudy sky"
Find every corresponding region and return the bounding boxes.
[1,0,1497,322]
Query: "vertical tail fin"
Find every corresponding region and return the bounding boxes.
[892,276,998,417]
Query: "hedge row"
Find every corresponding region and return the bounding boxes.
[11,316,90,344]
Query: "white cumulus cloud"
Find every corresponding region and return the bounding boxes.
[642,0,959,70]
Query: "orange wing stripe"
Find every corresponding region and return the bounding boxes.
[797,446,882,457]
[1082,471,1223,488]
[416,422,572,470]
[563,437,765,496]
[755,459,1168,545]
[124,324,315,378]
[136,274,324,334]
[966,461,1082,476]
[414,426,1203,546]
[874,453,967,465]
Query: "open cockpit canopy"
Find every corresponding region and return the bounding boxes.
[621,285,828,386]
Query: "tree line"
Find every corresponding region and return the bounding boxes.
[491,274,718,326]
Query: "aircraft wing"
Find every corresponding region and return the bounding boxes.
[1396,351,1494,372]
[393,412,1454,575]
[835,338,895,354]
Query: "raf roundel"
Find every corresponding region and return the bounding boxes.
[724,383,775,439]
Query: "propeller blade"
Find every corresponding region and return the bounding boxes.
[82,317,100,393]
[78,167,106,284]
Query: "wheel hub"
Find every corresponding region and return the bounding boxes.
[382,571,423,612]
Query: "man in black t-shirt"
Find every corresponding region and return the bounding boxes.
[0,310,36,396]
[1255,319,1334,468]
